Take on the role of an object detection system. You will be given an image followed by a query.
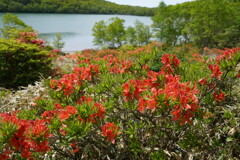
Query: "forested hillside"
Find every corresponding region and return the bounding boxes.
[152,0,240,49]
[0,0,155,16]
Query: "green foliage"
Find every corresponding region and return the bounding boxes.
[92,20,108,47]
[0,38,54,89]
[106,17,126,48]
[52,33,65,50]
[125,26,137,45]
[92,17,125,48]
[0,43,240,159]
[125,20,152,46]
[152,0,240,49]
[0,0,155,16]
[0,13,34,39]
[92,18,152,49]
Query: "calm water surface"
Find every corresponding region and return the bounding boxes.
[0,13,152,51]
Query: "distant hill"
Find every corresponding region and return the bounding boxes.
[0,0,155,16]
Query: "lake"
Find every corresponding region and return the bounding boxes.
[0,13,152,51]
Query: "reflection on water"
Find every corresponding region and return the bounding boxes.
[39,32,90,52]
[0,13,152,51]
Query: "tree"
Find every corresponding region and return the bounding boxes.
[0,13,34,39]
[125,26,136,45]
[92,20,107,47]
[92,17,125,49]
[152,0,240,48]
[134,20,151,46]
[0,1,7,12]
[125,21,151,46]
[106,17,125,48]
[187,0,236,48]
[152,2,182,46]
[0,0,155,16]
[52,33,65,50]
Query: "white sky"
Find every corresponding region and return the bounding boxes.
[106,0,195,7]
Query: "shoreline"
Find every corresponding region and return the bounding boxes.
[63,51,81,54]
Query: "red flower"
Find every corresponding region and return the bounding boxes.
[58,110,70,121]
[0,150,11,160]
[101,122,121,144]
[161,54,181,74]
[87,103,106,123]
[122,82,131,100]
[31,140,50,152]
[122,79,146,101]
[236,70,240,78]
[50,65,100,96]
[208,64,223,80]
[138,97,158,113]
[198,78,208,85]
[66,106,78,115]
[77,96,92,104]
[213,91,225,102]
[71,141,79,153]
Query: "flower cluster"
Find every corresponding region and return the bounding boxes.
[161,53,181,74]
[216,48,240,63]
[208,64,223,80]
[106,56,132,74]
[50,65,100,96]
[101,122,121,144]
[213,91,225,102]
[0,113,51,159]
[122,53,200,125]
[122,79,146,101]
[17,32,45,47]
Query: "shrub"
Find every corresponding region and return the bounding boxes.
[0,44,239,159]
[0,32,55,89]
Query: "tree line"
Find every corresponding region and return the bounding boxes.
[92,0,240,50]
[152,0,240,49]
[0,0,155,16]
[92,17,151,49]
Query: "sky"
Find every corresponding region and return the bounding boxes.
[106,0,195,8]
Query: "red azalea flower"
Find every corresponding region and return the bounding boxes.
[122,79,146,101]
[208,64,223,80]
[77,96,92,104]
[71,141,79,153]
[161,54,181,74]
[213,91,225,102]
[101,122,121,144]
[138,97,158,113]
[58,110,70,121]
[198,78,208,85]
[66,106,78,115]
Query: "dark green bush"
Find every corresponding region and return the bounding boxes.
[0,36,54,89]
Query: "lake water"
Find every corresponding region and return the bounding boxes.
[0,13,152,51]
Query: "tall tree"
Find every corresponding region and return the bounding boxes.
[187,0,236,48]
[0,13,33,38]
[134,20,151,46]
[92,20,108,47]
[125,26,136,45]
[152,2,182,46]
[106,17,125,48]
